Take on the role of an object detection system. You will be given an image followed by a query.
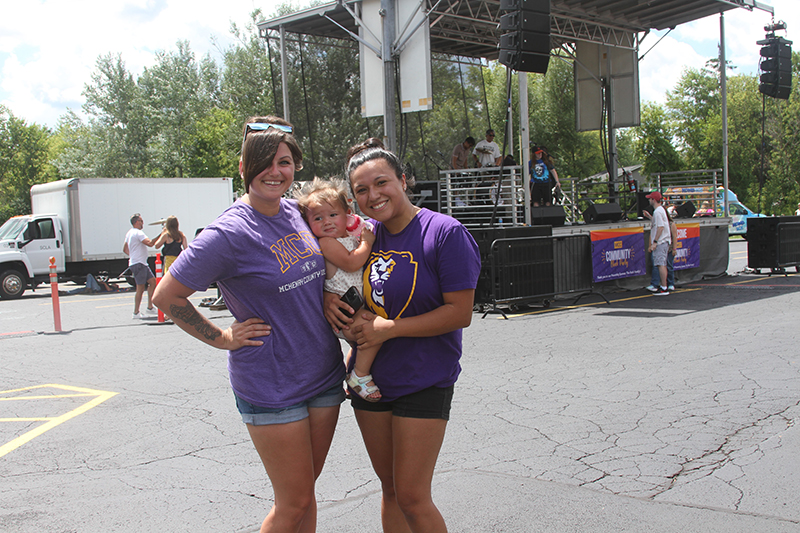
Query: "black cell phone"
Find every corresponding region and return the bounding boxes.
[339,286,364,318]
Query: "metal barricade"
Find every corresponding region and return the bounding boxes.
[778,222,800,270]
[469,227,552,306]
[482,235,608,318]
[747,217,800,274]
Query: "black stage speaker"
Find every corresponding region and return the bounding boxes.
[531,205,566,227]
[637,192,654,219]
[583,203,623,224]
[498,0,551,73]
[675,200,696,218]
[759,36,792,100]
[746,217,780,268]
[745,215,800,268]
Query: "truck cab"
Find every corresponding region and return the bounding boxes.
[718,188,763,235]
[0,215,65,299]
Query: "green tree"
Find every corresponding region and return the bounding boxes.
[0,107,59,224]
[221,10,277,122]
[138,41,220,177]
[666,61,721,169]
[185,107,241,185]
[632,102,683,176]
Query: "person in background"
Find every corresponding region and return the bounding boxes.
[694,201,714,216]
[529,145,560,207]
[123,213,158,319]
[795,201,800,216]
[153,116,345,533]
[646,206,678,292]
[450,136,475,170]
[326,138,481,533]
[153,215,188,272]
[646,191,671,295]
[472,129,501,168]
[539,145,561,203]
[450,136,477,206]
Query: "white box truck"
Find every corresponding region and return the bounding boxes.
[0,177,234,299]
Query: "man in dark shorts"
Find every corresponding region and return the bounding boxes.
[123,213,158,319]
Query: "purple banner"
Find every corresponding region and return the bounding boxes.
[591,228,647,282]
[674,223,700,270]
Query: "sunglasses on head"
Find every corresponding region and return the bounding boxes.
[243,122,293,143]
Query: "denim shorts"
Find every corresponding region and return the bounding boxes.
[350,384,454,420]
[234,383,346,426]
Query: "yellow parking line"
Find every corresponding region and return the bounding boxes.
[0,384,118,458]
[0,393,97,401]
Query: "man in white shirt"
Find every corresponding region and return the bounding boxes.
[123,213,158,318]
[647,192,672,295]
[472,129,502,168]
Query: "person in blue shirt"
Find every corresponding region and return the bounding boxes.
[529,145,560,207]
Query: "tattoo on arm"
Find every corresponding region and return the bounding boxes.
[170,301,221,341]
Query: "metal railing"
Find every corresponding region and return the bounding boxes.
[437,167,526,227]
[652,169,722,216]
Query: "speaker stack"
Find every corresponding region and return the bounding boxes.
[498,0,551,74]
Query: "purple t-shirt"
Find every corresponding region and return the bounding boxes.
[351,208,481,400]
[169,199,344,408]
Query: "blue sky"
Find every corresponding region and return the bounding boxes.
[1,1,798,129]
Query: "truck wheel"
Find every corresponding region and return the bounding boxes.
[0,269,26,299]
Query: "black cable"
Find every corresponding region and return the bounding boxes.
[298,36,316,176]
[418,113,430,180]
[480,62,491,132]
[488,67,514,227]
[265,34,279,116]
[458,57,471,134]
[758,92,766,214]
[394,61,408,161]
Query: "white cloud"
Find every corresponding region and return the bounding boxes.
[0,0,269,128]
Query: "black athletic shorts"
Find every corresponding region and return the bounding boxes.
[350,384,454,420]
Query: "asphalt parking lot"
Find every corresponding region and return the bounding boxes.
[2,240,799,532]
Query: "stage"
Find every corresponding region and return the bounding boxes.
[469,217,731,311]
[552,217,730,292]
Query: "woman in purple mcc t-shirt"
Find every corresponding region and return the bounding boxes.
[154,116,345,533]
[324,139,481,532]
